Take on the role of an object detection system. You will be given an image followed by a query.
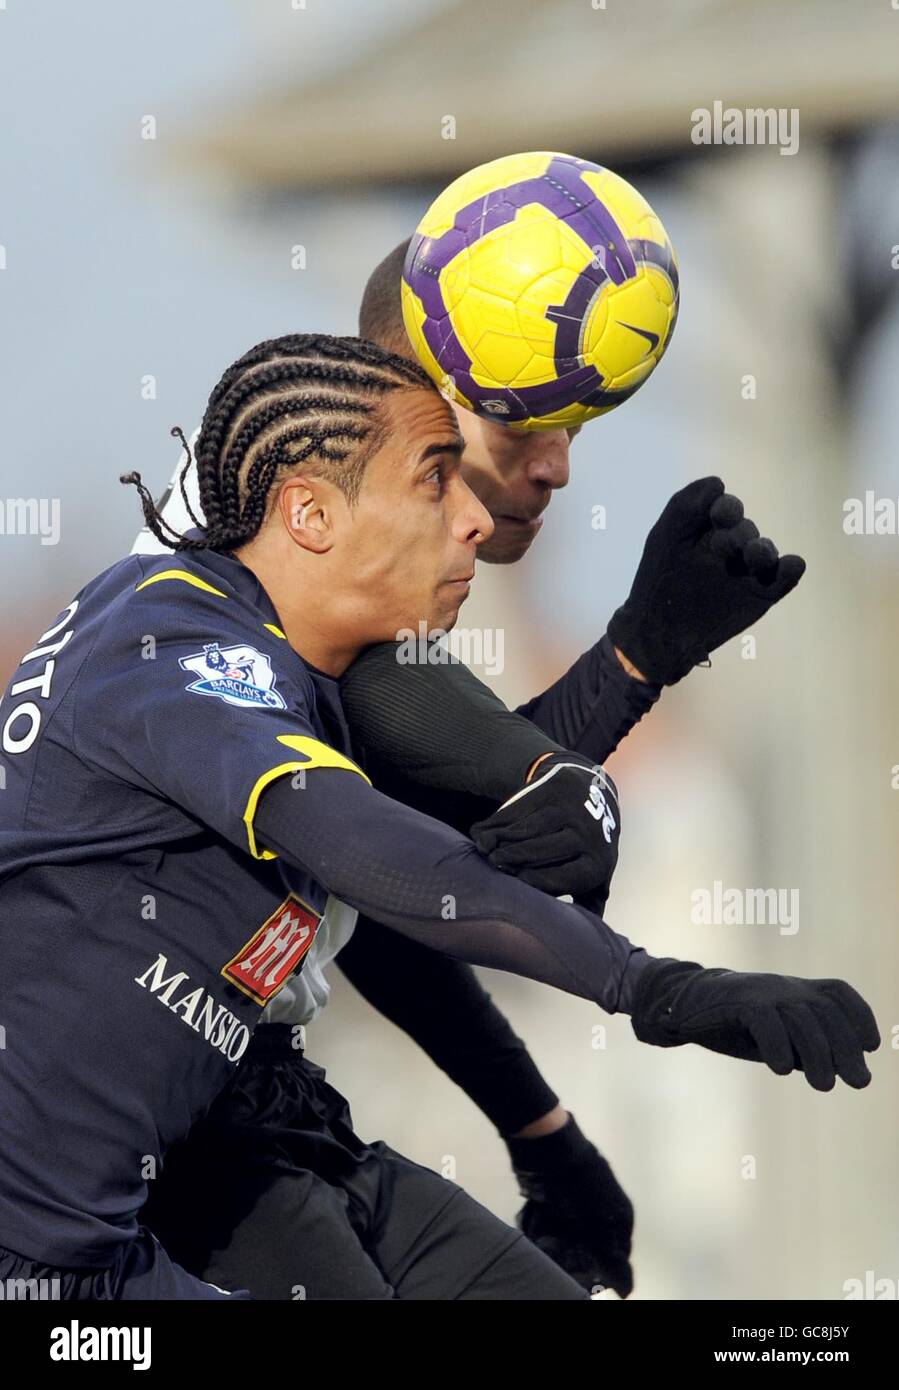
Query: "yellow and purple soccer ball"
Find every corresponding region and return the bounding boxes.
[401,151,679,431]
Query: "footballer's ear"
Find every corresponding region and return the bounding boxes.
[278,475,339,554]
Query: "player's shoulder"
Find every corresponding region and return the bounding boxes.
[71,550,231,644]
[130,543,246,601]
[80,549,314,701]
[110,548,276,638]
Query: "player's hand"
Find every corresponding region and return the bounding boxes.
[506,1115,634,1298]
[470,753,619,903]
[631,958,880,1091]
[607,476,806,686]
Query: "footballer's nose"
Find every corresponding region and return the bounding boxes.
[451,473,494,546]
[525,434,570,491]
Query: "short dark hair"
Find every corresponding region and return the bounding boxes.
[358,238,414,358]
[122,333,433,552]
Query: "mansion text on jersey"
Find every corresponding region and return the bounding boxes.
[135,954,251,1062]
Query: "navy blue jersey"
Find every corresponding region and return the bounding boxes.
[0,546,366,1266]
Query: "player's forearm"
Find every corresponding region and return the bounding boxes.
[336,645,613,1133]
[514,633,662,763]
[255,773,650,1014]
[337,917,561,1136]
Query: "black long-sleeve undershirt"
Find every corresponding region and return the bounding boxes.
[515,633,662,760]
[337,921,560,1136]
[256,771,651,1016]
[334,631,663,1133]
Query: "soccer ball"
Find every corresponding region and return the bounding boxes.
[401,151,679,431]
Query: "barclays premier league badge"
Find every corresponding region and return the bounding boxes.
[180,641,286,710]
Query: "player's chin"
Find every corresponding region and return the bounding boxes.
[431,587,471,632]
[479,521,540,564]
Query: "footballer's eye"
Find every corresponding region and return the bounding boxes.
[419,447,462,494]
[423,456,455,492]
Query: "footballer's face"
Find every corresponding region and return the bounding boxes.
[452,404,581,564]
[343,388,493,639]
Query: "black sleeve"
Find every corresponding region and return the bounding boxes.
[335,636,651,1133]
[337,917,560,1137]
[339,640,563,802]
[515,633,663,763]
[255,771,651,1015]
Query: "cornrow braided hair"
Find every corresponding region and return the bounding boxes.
[121,333,434,552]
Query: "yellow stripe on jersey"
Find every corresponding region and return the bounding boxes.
[243,734,371,861]
[135,569,229,598]
[135,575,287,647]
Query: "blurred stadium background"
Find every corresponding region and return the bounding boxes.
[2,0,898,1299]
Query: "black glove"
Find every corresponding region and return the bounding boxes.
[607,476,806,685]
[470,752,619,902]
[631,958,880,1091]
[507,1115,634,1298]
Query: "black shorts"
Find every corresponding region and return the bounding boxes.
[143,1025,587,1301]
[0,1230,247,1300]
